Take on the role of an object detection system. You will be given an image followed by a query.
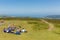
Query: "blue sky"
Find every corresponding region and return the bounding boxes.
[0,0,60,17]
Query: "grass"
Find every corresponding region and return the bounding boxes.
[0,19,60,40]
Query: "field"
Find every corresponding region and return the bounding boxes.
[44,19,60,27]
[44,19,60,37]
[0,18,60,40]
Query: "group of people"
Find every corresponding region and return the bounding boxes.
[3,24,27,35]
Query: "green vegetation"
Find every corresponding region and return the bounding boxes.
[0,18,60,40]
[44,19,60,36]
[44,19,60,28]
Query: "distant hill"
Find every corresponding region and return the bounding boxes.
[45,15,60,19]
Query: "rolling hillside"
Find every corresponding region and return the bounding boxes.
[0,18,60,40]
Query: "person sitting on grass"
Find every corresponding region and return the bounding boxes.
[15,28,21,35]
[3,24,16,33]
[21,28,27,33]
[8,24,16,31]
[3,28,7,32]
[3,28,11,33]
[3,27,16,33]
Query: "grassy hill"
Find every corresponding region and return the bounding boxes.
[0,18,60,40]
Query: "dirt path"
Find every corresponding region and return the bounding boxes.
[41,19,54,31]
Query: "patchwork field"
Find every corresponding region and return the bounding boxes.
[0,18,60,40]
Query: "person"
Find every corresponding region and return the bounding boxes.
[3,28,7,32]
[3,24,16,33]
[21,28,27,33]
[3,28,11,33]
[8,24,16,31]
[15,28,21,35]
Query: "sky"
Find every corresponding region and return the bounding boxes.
[0,0,60,17]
